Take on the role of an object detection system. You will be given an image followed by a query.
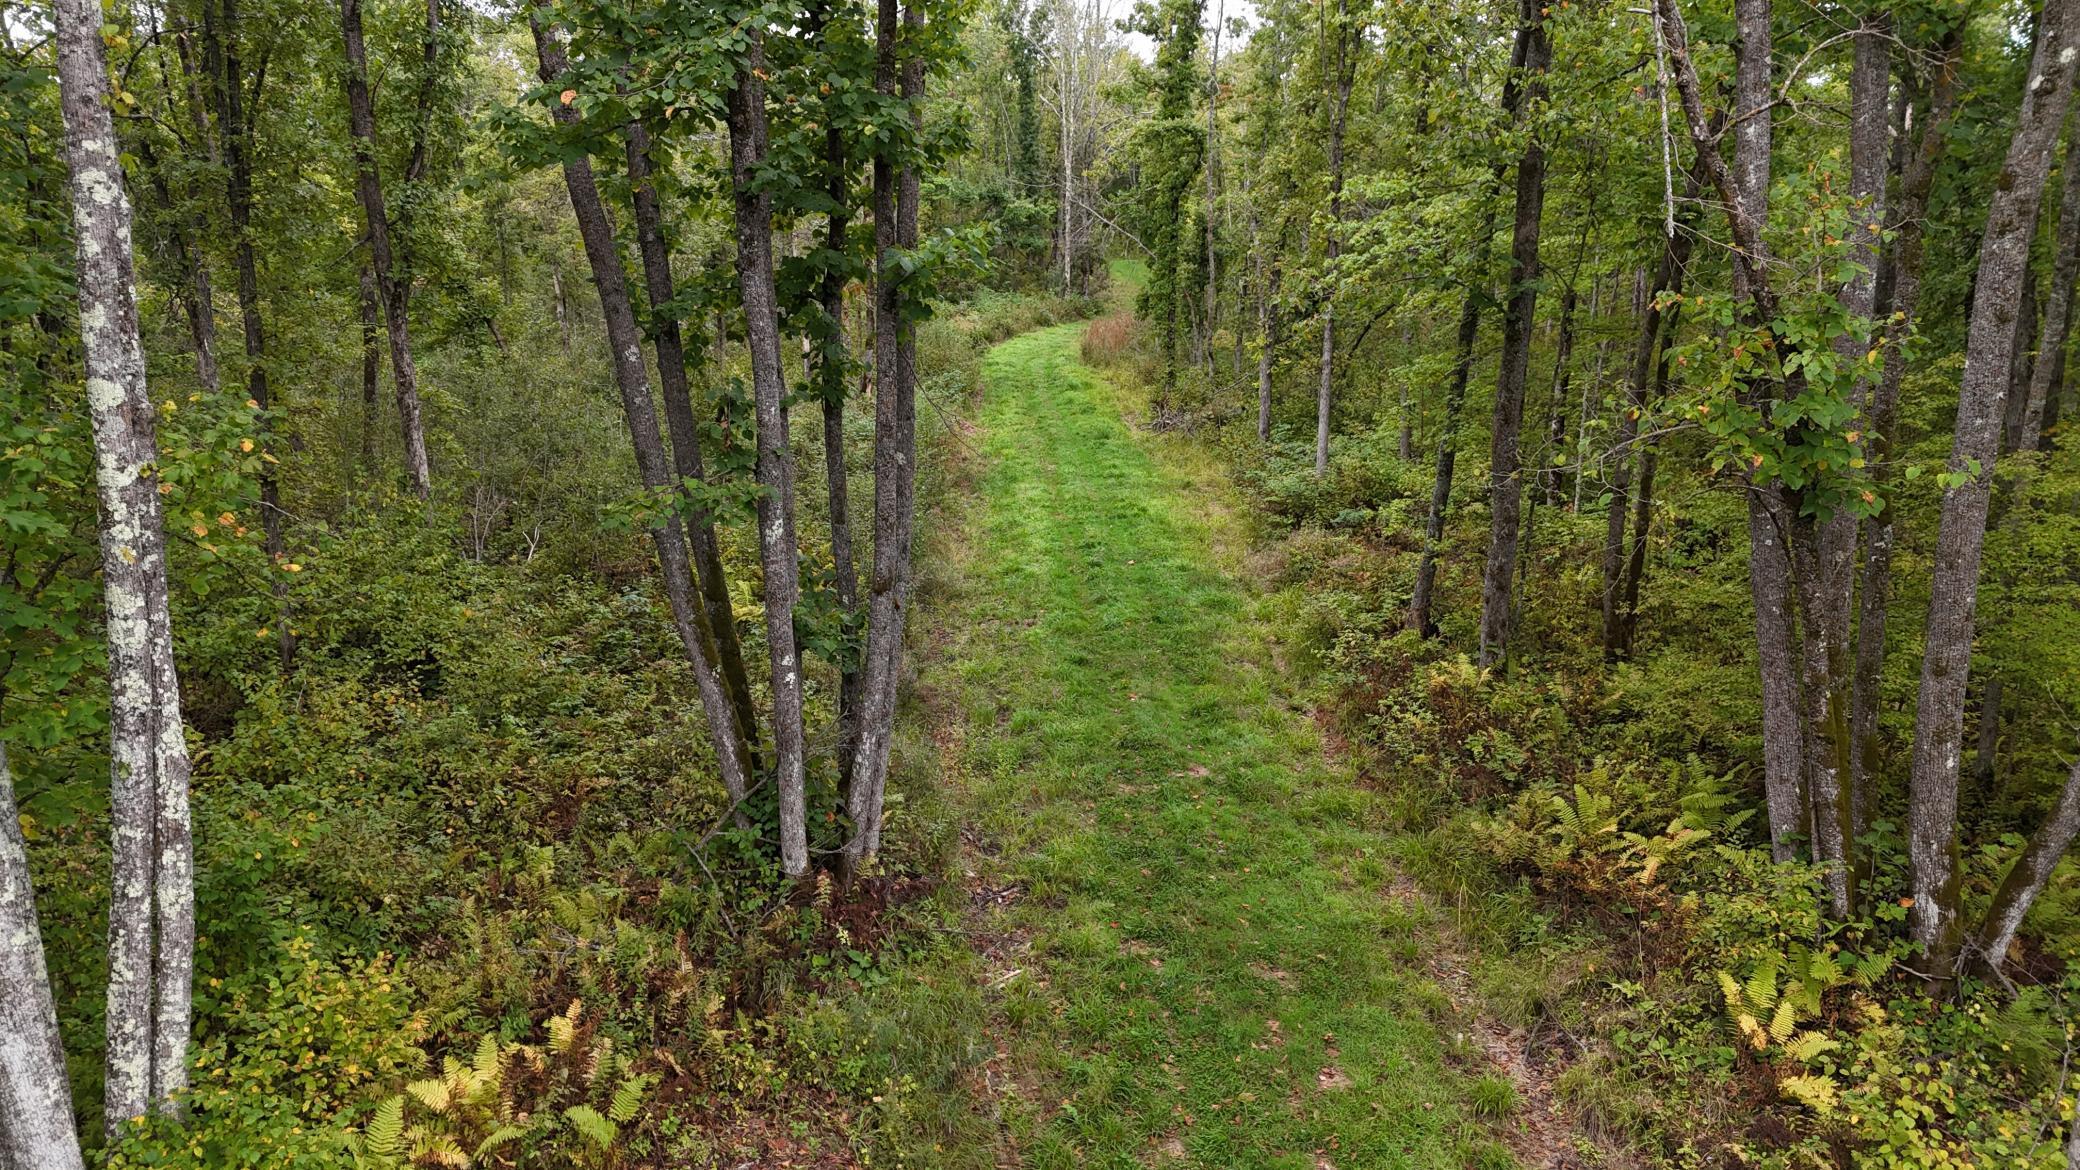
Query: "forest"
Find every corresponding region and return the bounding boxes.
[5,0,2080,1163]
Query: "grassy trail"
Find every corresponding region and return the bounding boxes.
[924,320,1506,1168]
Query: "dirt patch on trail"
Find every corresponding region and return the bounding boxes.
[1382,874,1637,1170]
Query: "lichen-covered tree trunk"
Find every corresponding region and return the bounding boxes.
[1476,0,1551,670]
[2023,128,2080,452]
[1810,23,1889,889]
[624,121,762,779]
[1656,0,1814,864]
[726,30,811,877]
[1789,512,1855,916]
[1851,29,1963,843]
[1905,0,2080,986]
[1974,755,2080,978]
[530,13,753,826]
[846,0,924,875]
[340,0,432,499]
[0,746,86,1170]
[54,0,198,1124]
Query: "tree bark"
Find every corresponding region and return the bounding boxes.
[1256,246,1276,441]
[1656,0,1812,863]
[54,0,198,1123]
[529,12,753,827]
[1408,280,1483,637]
[340,0,432,499]
[1477,0,1552,670]
[205,0,292,669]
[800,34,864,777]
[1973,675,2001,792]
[726,28,811,877]
[1203,0,1221,380]
[2023,128,2080,452]
[1905,0,2080,987]
[1851,31,1965,846]
[2004,264,2042,453]
[1973,756,2080,978]
[137,139,220,392]
[0,747,87,1170]
[1804,21,1890,895]
[1603,159,1705,657]
[1540,286,1577,506]
[846,0,925,874]
[1315,0,1352,478]
[623,121,762,777]
[359,263,381,467]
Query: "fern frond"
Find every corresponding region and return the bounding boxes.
[1745,959,1780,1014]
[1717,970,1743,1010]
[549,1000,582,1055]
[474,1125,529,1161]
[1781,1031,1839,1063]
[1767,996,1801,1044]
[363,1095,406,1157]
[1779,1073,1840,1114]
[407,1077,453,1115]
[473,1035,503,1088]
[565,1104,618,1150]
[609,1073,656,1123]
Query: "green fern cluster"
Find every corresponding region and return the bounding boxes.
[1477,767,1719,891]
[345,999,654,1169]
[1716,945,1889,1115]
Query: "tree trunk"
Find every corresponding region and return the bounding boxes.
[1397,319,1415,460]
[1255,248,1275,441]
[2023,127,2080,452]
[1602,163,1703,658]
[1203,0,1221,378]
[0,747,86,1170]
[1974,755,2080,978]
[1973,675,2001,792]
[359,264,381,467]
[2004,264,2041,453]
[54,0,198,1123]
[846,0,925,875]
[1477,0,1551,670]
[340,0,432,499]
[1905,0,2080,987]
[1614,300,1684,657]
[1408,280,1483,637]
[1540,286,1577,505]
[1315,0,1352,478]
[1851,30,1965,846]
[1805,20,1890,896]
[803,47,864,775]
[725,30,811,878]
[206,0,292,669]
[1656,0,1812,864]
[530,12,753,828]
[137,141,220,393]
[624,121,762,778]
[1789,510,1855,916]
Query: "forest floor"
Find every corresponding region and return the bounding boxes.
[908,315,1535,1168]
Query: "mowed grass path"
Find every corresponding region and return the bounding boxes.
[929,322,1507,1168]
